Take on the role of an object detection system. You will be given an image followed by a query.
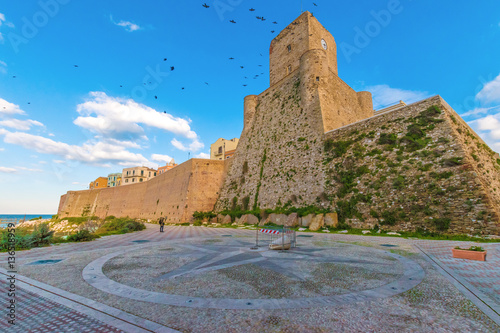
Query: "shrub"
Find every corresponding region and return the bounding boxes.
[96,218,145,235]
[30,223,54,247]
[29,216,43,221]
[381,211,397,226]
[441,157,463,167]
[392,176,406,190]
[67,230,99,242]
[433,218,451,231]
[378,133,398,145]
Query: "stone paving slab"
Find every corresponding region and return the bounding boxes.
[0,268,180,333]
[1,225,499,332]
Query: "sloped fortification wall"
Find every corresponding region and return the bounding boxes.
[322,96,499,235]
[58,159,226,223]
[216,93,500,235]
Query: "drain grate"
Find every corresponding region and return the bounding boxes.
[297,235,313,238]
[380,244,398,247]
[132,240,150,243]
[28,259,63,265]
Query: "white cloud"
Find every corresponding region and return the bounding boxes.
[474,115,500,139]
[476,73,500,105]
[48,133,55,137]
[0,118,44,131]
[0,148,4,151]
[110,16,141,32]
[171,138,204,152]
[39,160,47,164]
[460,106,500,118]
[0,98,25,116]
[0,60,6,74]
[17,166,42,173]
[195,152,210,159]
[151,154,173,164]
[0,129,149,166]
[0,166,16,173]
[366,85,430,110]
[75,92,198,141]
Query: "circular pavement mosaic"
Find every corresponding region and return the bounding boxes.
[83,237,425,309]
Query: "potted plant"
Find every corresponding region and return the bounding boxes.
[452,246,487,261]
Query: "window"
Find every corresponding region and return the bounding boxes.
[154,172,157,176]
[287,65,292,74]
[96,182,98,187]
[133,170,135,175]
[316,76,320,81]
[127,171,129,176]
[125,179,128,183]
[140,178,143,182]
[141,170,144,176]
[218,146,223,154]
[287,44,291,52]
[132,178,135,182]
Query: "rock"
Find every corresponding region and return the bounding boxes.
[247,214,259,225]
[222,215,232,225]
[377,230,381,234]
[387,232,401,236]
[235,216,242,225]
[217,214,225,223]
[298,227,306,231]
[268,213,288,226]
[309,215,325,231]
[258,218,267,227]
[300,214,314,227]
[210,217,218,224]
[338,230,348,233]
[238,214,259,225]
[285,213,299,227]
[324,213,338,228]
[322,229,330,233]
[362,230,371,234]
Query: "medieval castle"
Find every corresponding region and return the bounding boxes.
[58,12,500,235]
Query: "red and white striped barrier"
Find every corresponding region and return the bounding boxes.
[259,229,294,235]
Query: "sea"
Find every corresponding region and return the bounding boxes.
[0,214,55,228]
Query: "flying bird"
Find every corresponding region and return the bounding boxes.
[243,84,247,87]
[229,57,235,60]
[240,66,244,69]
[163,111,167,114]
[202,3,210,8]
[249,8,255,11]
[181,87,185,90]
[313,2,318,6]
[155,96,158,99]
[229,20,236,23]
[170,66,175,71]
[74,65,79,68]
[120,85,123,87]
[271,30,275,33]
[204,82,209,85]
[256,16,262,20]
[163,58,167,61]
[260,17,266,21]
[272,21,278,24]
[12,76,16,78]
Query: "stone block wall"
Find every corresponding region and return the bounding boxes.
[58,159,226,223]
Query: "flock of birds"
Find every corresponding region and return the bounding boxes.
[7,2,321,109]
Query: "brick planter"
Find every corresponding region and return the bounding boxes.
[452,248,487,261]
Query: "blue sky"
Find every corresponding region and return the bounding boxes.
[0,0,500,214]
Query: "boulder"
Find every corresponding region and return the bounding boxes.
[238,214,259,225]
[362,230,371,235]
[247,214,259,225]
[217,214,225,223]
[269,213,288,226]
[221,215,232,225]
[285,213,299,227]
[324,213,338,228]
[258,218,267,227]
[309,215,325,231]
[210,217,218,224]
[300,214,314,227]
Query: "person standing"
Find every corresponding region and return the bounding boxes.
[159,216,165,232]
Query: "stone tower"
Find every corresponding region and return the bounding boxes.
[219,12,375,211]
[243,12,373,136]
